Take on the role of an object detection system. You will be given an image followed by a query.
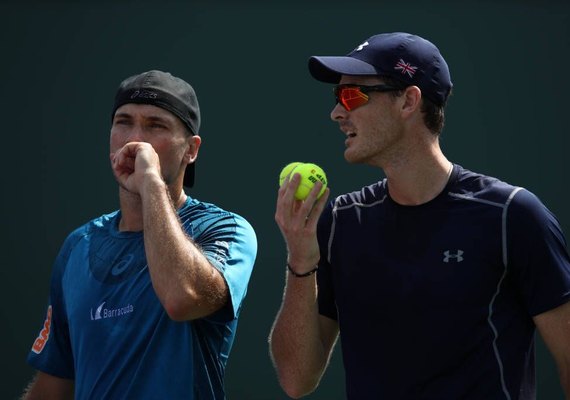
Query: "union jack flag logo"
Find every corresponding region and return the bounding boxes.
[394,59,418,78]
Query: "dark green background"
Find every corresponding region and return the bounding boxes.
[2,1,569,399]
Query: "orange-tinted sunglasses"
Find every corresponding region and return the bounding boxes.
[334,84,403,111]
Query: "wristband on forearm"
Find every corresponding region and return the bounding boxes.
[287,263,318,277]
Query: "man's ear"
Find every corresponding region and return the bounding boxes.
[186,135,202,164]
[400,86,422,117]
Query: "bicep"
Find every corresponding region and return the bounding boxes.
[22,371,74,400]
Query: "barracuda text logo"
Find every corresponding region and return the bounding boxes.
[90,301,134,321]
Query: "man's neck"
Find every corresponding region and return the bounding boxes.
[117,185,187,232]
[384,148,452,206]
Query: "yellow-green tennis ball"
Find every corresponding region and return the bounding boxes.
[290,163,328,200]
[279,162,302,187]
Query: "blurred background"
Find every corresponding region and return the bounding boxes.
[1,0,569,398]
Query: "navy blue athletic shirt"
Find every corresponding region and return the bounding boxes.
[317,164,570,399]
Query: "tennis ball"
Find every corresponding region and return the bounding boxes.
[290,163,327,200]
[279,162,302,187]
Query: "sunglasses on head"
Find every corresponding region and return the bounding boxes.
[333,84,404,111]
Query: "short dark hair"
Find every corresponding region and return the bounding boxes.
[379,75,449,135]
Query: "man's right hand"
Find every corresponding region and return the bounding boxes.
[274,172,330,273]
[110,142,164,195]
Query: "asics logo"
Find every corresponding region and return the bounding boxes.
[130,89,158,99]
[111,254,134,276]
[443,250,464,263]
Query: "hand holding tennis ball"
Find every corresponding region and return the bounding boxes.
[279,162,328,200]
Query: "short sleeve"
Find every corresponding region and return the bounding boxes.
[27,232,80,379]
[507,189,570,316]
[196,212,257,322]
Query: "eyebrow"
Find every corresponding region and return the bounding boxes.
[113,112,174,125]
[146,115,173,125]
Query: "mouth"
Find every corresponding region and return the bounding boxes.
[340,123,356,143]
[344,130,357,141]
[340,123,356,138]
[344,132,356,147]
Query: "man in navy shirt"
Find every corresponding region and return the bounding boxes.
[270,32,570,399]
[23,70,257,399]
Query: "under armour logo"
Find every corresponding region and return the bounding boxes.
[355,41,369,51]
[443,250,464,263]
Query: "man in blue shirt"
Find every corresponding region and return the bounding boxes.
[23,70,257,399]
[270,32,570,399]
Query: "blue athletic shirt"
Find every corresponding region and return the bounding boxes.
[316,164,570,399]
[28,195,257,399]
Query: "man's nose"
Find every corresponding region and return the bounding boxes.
[330,102,347,121]
[126,125,145,142]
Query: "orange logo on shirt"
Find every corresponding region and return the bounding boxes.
[31,305,52,354]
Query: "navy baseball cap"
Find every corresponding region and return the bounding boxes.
[111,70,200,187]
[308,32,453,106]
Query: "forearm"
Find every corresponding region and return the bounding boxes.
[534,301,570,400]
[270,271,336,398]
[141,177,227,320]
[21,372,74,400]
